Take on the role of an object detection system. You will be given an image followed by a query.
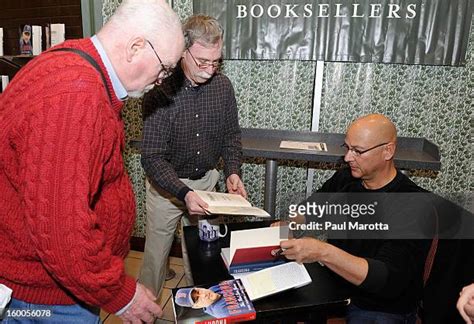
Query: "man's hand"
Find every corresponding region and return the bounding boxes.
[280,237,328,264]
[226,174,247,198]
[184,191,209,215]
[457,283,474,324]
[119,283,163,324]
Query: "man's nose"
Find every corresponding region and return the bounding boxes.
[344,150,354,163]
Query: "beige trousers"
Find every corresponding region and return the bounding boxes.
[138,169,220,296]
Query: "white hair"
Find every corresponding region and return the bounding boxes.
[106,0,181,43]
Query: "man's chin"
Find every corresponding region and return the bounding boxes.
[349,167,362,178]
[127,85,155,98]
[195,73,213,84]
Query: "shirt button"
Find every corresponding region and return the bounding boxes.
[197,151,200,155]
[195,168,199,171]
[196,133,200,137]
[195,114,199,118]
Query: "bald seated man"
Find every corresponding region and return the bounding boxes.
[280,114,431,323]
[0,0,183,323]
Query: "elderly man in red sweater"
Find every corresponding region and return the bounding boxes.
[0,0,184,323]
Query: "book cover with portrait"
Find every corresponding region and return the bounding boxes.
[19,24,42,55]
[172,279,256,323]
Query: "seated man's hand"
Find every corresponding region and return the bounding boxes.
[184,191,209,215]
[226,174,247,199]
[457,283,474,324]
[280,237,328,264]
[119,283,163,324]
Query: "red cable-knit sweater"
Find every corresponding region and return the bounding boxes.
[0,39,136,313]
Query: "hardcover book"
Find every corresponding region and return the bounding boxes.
[221,226,289,275]
[221,247,285,275]
[172,279,256,324]
[194,190,271,218]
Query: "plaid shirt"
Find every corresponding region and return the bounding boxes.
[141,66,242,201]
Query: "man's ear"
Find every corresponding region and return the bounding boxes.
[126,36,146,62]
[383,142,396,161]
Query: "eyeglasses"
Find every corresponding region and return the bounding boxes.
[146,40,174,82]
[187,49,222,70]
[341,142,389,156]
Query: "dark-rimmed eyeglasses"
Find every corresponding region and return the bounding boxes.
[187,49,222,70]
[146,40,174,82]
[341,142,389,156]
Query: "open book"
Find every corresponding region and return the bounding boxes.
[221,226,289,275]
[195,190,270,217]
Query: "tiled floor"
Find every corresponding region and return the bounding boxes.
[100,252,185,324]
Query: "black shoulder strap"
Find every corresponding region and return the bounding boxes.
[49,47,113,104]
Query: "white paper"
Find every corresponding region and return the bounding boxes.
[0,284,12,314]
[240,262,312,301]
[280,140,328,152]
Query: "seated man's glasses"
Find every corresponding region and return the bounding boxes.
[146,40,174,82]
[341,142,389,156]
[187,49,222,70]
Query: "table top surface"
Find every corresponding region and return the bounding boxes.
[241,128,440,170]
[129,127,441,171]
[184,221,353,317]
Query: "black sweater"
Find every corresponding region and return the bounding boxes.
[318,168,431,314]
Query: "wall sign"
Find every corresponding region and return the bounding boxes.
[194,0,473,65]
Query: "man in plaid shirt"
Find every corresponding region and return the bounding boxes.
[139,14,247,298]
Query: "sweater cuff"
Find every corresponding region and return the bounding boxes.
[177,187,193,202]
[100,276,137,314]
[359,258,388,294]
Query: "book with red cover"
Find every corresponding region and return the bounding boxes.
[172,279,256,323]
